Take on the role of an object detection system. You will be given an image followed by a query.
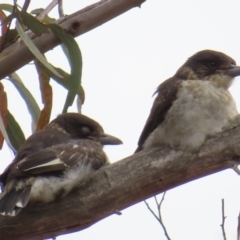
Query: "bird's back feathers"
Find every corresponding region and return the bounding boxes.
[0,113,121,216]
[136,77,181,152]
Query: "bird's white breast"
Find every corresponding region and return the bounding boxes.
[29,163,94,202]
[144,80,238,151]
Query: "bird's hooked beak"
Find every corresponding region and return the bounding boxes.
[97,133,123,145]
[225,64,240,77]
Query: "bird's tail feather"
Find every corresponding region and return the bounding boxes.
[0,186,31,216]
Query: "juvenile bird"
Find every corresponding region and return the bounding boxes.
[136,50,240,152]
[0,113,122,216]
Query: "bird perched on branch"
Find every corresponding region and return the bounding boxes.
[136,50,240,152]
[0,113,122,216]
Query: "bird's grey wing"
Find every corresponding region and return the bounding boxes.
[7,141,106,179]
[0,144,81,216]
[136,77,182,152]
[0,129,71,185]
[0,140,106,216]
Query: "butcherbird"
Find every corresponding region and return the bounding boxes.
[0,113,122,216]
[136,50,240,152]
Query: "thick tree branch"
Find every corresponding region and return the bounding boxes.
[0,117,240,239]
[0,0,145,80]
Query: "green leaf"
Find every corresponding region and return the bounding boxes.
[0,82,7,150]
[0,111,15,153]
[17,10,49,36]
[15,21,63,78]
[0,4,14,13]
[30,8,43,14]
[8,73,40,132]
[51,67,71,88]
[0,29,18,50]
[48,24,82,113]
[36,62,71,89]
[5,110,25,151]
[31,8,56,24]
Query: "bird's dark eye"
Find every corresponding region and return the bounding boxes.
[208,61,217,68]
[81,126,90,134]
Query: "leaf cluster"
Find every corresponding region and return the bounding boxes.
[0,2,83,152]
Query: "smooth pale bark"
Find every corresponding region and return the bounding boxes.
[0,0,146,80]
[0,117,240,240]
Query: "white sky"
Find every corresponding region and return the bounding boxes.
[1,0,240,239]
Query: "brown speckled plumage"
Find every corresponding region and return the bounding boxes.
[0,113,122,216]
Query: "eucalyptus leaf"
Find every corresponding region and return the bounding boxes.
[5,110,25,151]
[48,24,82,113]
[15,21,63,78]
[8,73,40,132]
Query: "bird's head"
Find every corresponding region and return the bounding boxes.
[46,113,122,145]
[176,49,240,88]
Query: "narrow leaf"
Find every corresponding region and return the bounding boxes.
[48,24,82,113]
[0,4,13,13]
[36,62,71,89]
[35,60,52,131]
[77,85,85,113]
[15,21,63,78]
[0,112,15,154]
[8,73,40,132]
[5,110,25,151]
[0,12,16,26]
[31,8,56,24]
[17,10,50,36]
[0,82,8,149]
[0,29,18,50]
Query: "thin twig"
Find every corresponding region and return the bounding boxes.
[144,200,160,223]
[157,192,171,240]
[237,211,240,240]
[145,192,171,240]
[154,196,160,217]
[156,192,166,221]
[36,0,58,20]
[22,0,31,12]
[220,199,227,240]
[58,0,64,17]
